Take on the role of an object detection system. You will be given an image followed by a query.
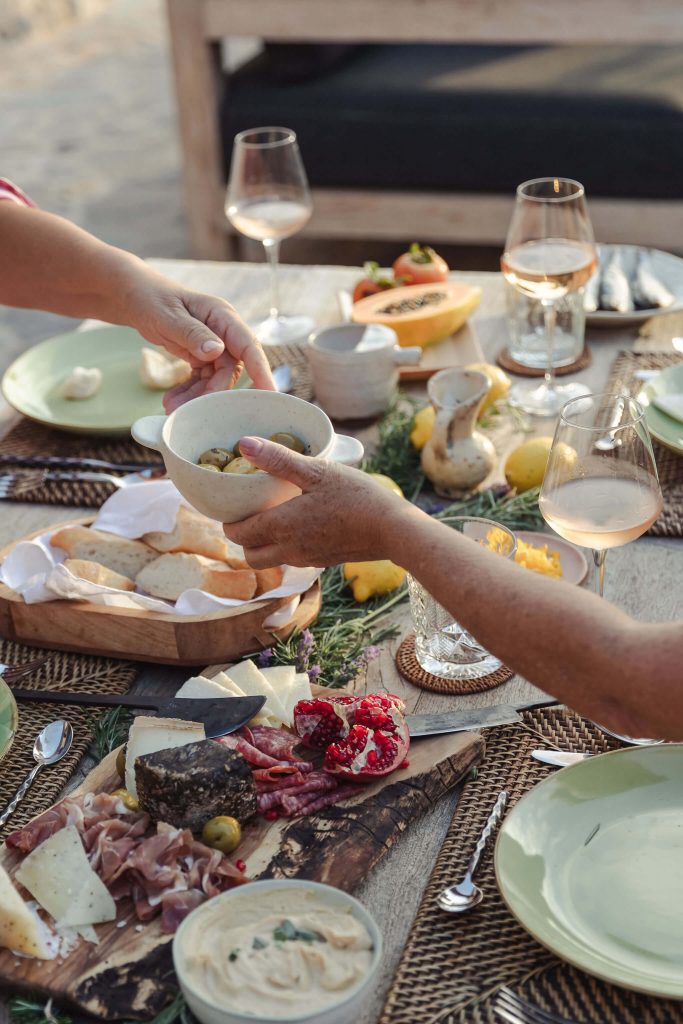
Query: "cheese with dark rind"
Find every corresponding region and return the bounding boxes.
[135,740,256,830]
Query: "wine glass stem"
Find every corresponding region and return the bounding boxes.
[541,299,558,397]
[593,548,607,597]
[263,238,281,320]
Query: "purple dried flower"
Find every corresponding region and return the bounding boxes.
[307,665,321,683]
[489,483,512,499]
[363,645,381,662]
[296,629,316,671]
[256,648,274,667]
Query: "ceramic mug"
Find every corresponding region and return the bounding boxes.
[131,390,364,523]
[307,324,422,420]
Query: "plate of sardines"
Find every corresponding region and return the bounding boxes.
[584,244,683,326]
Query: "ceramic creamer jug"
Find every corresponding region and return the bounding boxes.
[421,368,496,497]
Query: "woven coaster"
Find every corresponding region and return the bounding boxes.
[395,634,514,694]
[379,706,681,1024]
[497,345,592,377]
[0,345,313,507]
[0,640,137,840]
[606,350,683,537]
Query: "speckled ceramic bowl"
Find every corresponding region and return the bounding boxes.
[173,879,383,1024]
[132,390,363,523]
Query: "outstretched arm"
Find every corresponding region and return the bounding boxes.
[224,437,682,741]
[0,200,274,410]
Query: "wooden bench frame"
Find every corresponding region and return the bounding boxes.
[166,0,683,259]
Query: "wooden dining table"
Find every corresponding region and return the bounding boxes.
[0,260,680,1023]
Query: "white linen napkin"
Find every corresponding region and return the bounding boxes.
[652,393,683,423]
[0,480,320,622]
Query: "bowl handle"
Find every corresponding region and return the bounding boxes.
[329,434,364,466]
[131,415,166,452]
[392,346,422,366]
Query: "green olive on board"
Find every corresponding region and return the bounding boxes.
[269,432,306,454]
[202,815,242,854]
[223,457,261,475]
[115,745,127,781]
[198,447,234,470]
[111,788,140,812]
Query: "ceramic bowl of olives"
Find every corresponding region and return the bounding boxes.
[131,390,364,523]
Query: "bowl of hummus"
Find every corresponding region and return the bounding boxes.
[172,879,383,1024]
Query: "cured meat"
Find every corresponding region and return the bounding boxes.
[135,740,256,830]
[217,731,312,773]
[6,792,145,854]
[289,784,361,816]
[248,725,308,763]
[252,765,304,784]
[256,774,337,814]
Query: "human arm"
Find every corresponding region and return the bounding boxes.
[0,201,274,410]
[224,437,683,741]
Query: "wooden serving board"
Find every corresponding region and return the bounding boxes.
[399,322,484,381]
[0,518,321,665]
[0,724,483,1019]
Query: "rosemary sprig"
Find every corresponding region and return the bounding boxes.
[92,704,135,760]
[361,393,424,501]
[432,486,544,530]
[9,993,187,1024]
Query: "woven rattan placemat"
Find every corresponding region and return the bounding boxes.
[0,344,313,506]
[606,350,683,538]
[380,706,680,1024]
[0,641,137,840]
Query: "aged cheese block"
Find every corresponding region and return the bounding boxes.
[135,740,256,831]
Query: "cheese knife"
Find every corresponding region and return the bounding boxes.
[406,699,560,738]
[9,688,266,739]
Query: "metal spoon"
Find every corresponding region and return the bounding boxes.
[594,396,625,452]
[0,720,73,828]
[272,365,292,393]
[436,790,508,913]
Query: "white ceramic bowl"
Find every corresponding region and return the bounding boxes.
[131,390,363,523]
[172,879,383,1024]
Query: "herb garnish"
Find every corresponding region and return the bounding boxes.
[228,949,240,962]
[273,920,325,944]
[252,937,268,950]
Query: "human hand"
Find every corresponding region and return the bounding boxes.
[223,437,411,568]
[126,271,275,412]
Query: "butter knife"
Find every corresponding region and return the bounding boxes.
[531,749,592,767]
[406,699,559,738]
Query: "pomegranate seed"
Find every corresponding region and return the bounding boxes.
[400,759,410,769]
[264,809,279,821]
[235,859,247,872]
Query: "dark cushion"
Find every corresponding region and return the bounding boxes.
[262,43,361,83]
[221,44,683,199]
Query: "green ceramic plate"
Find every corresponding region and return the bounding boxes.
[637,364,683,456]
[0,678,18,762]
[2,325,165,436]
[495,745,683,999]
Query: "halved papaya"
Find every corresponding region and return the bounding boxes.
[352,282,481,348]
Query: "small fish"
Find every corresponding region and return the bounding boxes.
[583,254,601,313]
[599,250,633,313]
[631,250,674,310]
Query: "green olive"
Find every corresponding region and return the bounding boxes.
[115,745,127,781]
[202,815,242,854]
[198,447,234,470]
[111,787,140,812]
[269,432,306,454]
[200,463,221,472]
[223,457,261,475]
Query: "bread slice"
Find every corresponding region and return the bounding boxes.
[50,526,157,578]
[136,553,257,601]
[63,559,135,592]
[142,505,248,567]
[255,566,284,595]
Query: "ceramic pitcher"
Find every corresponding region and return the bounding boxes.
[421,368,496,497]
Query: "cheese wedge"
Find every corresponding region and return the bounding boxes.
[212,671,278,727]
[125,716,205,797]
[0,864,56,959]
[15,825,116,928]
[259,665,298,724]
[175,675,234,701]
[222,660,289,726]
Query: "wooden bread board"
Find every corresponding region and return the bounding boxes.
[399,322,484,381]
[0,518,321,665]
[0,718,484,1019]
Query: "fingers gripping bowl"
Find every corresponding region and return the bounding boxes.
[131,391,364,523]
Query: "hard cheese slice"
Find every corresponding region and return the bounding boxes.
[212,670,278,727]
[222,660,289,726]
[0,863,56,959]
[15,825,116,928]
[125,716,205,796]
[175,675,233,700]
[259,666,313,725]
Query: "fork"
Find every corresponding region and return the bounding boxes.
[0,467,164,498]
[495,987,582,1024]
[0,655,50,685]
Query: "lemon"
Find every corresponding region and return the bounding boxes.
[465,363,511,414]
[504,437,576,492]
[409,405,435,450]
[343,560,407,602]
[367,473,404,497]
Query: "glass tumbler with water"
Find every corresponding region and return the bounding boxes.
[407,517,516,681]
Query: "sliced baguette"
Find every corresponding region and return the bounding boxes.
[254,566,284,595]
[63,559,135,592]
[136,552,257,601]
[142,505,248,567]
[50,526,157,578]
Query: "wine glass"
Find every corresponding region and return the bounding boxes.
[502,178,598,417]
[226,127,314,345]
[539,393,662,598]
